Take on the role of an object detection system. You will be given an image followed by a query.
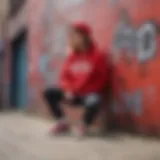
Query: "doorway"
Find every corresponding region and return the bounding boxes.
[10,30,28,109]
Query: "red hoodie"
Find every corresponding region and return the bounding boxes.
[60,45,108,96]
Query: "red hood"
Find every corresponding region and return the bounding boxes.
[72,22,92,36]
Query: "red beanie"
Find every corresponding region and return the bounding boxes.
[72,22,92,36]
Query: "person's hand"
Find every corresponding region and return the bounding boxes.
[64,91,74,101]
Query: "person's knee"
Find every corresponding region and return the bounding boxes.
[44,88,54,98]
[84,93,101,108]
[43,88,62,101]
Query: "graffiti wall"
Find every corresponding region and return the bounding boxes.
[27,0,160,133]
[110,0,160,134]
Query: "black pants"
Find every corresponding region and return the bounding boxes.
[43,88,101,126]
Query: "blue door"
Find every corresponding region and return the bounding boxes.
[10,34,28,109]
[16,42,27,108]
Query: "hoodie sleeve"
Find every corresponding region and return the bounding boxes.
[85,53,108,91]
[73,52,108,94]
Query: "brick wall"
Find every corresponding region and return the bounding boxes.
[5,0,160,134]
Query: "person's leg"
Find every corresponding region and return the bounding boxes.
[43,88,69,134]
[43,88,64,119]
[75,93,101,136]
[83,93,100,126]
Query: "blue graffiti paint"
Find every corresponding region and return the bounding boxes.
[39,54,56,87]
[39,54,49,74]
[113,90,143,116]
[120,90,142,116]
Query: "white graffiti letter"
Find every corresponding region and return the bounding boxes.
[137,23,156,62]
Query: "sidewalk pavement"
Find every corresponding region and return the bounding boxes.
[0,112,160,160]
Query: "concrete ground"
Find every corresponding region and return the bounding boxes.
[0,113,160,160]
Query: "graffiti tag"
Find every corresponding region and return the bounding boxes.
[113,13,157,63]
[113,90,143,116]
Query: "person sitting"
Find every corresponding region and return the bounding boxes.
[44,22,108,137]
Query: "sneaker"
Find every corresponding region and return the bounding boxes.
[48,122,70,136]
[73,123,88,138]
